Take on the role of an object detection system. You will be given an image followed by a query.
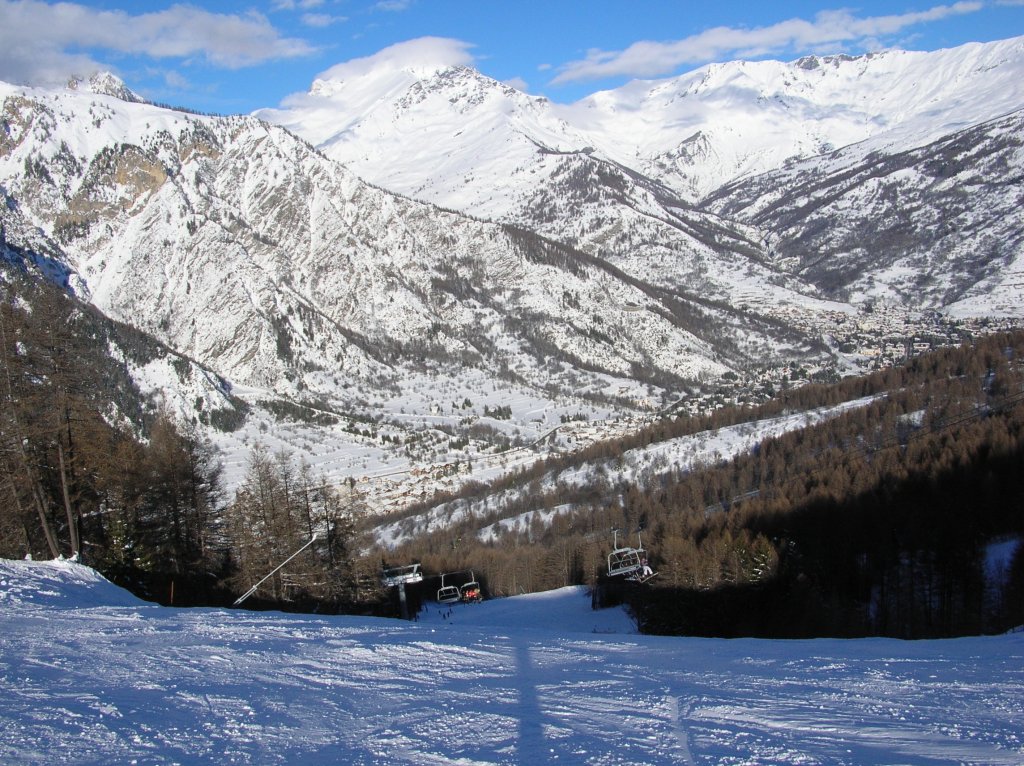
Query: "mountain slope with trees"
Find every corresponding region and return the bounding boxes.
[0,254,381,610]
[368,332,1024,638]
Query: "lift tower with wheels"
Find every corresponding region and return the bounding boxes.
[382,563,424,620]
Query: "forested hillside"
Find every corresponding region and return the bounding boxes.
[0,263,382,611]
[371,331,1024,638]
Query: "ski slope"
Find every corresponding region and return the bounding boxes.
[1,558,1022,765]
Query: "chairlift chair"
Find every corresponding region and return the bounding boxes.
[437,573,461,604]
[607,529,645,578]
[460,570,482,603]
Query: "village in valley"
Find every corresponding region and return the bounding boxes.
[348,304,1022,517]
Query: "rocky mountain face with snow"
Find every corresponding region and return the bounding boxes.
[705,108,1024,314]
[264,36,1024,318]
[2,37,1023,495]
[1,72,788,489]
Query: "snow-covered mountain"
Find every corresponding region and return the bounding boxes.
[707,108,1024,314]
[257,37,591,222]
[264,36,1024,320]
[2,75,789,395]
[259,41,857,329]
[267,37,1024,208]
[3,71,831,494]
[3,36,1023,496]
[567,37,1024,200]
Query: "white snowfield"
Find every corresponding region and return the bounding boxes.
[1,559,1022,765]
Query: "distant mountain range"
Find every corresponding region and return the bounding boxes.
[2,37,1022,493]
[261,35,1024,316]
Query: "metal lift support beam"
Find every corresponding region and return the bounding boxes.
[233,533,319,607]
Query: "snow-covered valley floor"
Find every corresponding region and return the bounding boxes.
[1,559,1022,765]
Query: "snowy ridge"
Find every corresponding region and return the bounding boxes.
[567,37,1024,198]
[260,49,592,222]
[263,34,1024,322]
[1,557,1022,764]
[66,71,146,104]
[267,36,1024,207]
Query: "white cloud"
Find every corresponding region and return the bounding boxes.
[502,76,530,93]
[551,2,984,84]
[0,0,316,86]
[375,0,414,11]
[302,12,347,28]
[272,0,326,9]
[266,36,475,117]
[163,70,190,90]
[309,37,475,83]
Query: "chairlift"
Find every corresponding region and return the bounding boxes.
[381,563,424,588]
[607,529,655,581]
[459,570,482,603]
[437,572,461,604]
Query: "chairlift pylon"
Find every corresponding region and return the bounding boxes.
[382,562,424,588]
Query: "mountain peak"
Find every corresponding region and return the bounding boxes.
[67,72,146,104]
[794,52,869,71]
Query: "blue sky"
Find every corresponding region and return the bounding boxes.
[1,0,1023,113]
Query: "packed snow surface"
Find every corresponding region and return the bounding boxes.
[1,559,1022,764]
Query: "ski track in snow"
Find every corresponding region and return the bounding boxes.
[1,559,1023,765]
